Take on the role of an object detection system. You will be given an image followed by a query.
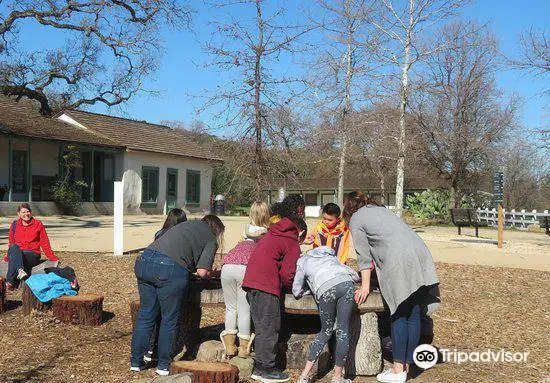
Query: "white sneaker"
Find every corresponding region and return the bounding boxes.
[156,369,170,376]
[129,366,142,372]
[17,268,28,280]
[376,368,407,383]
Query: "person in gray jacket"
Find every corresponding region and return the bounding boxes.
[293,246,360,383]
[344,192,440,383]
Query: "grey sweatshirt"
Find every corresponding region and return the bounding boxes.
[349,205,440,315]
[293,246,360,300]
[148,220,218,272]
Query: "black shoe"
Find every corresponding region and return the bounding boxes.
[259,368,290,383]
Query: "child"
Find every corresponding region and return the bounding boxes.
[242,216,307,383]
[293,246,360,383]
[306,203,351,264]
[220,201,270,358]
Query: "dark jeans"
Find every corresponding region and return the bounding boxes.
[391,290,421,364]
[130,249,190,370]
[308,281,355,366]
[247,289,281,371]
[6,244,41,286]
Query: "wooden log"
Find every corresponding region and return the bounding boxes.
[52,294,104,326]
[0,277,5,314]
[22,281,52,315]
[130,298,140,329]
[170,361,239,383]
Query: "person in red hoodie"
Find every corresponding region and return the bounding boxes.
[242,215,307,383]
[4,203,59,290]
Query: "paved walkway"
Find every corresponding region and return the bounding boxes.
[1,215,548,271]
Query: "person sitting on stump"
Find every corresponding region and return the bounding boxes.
[4,203,59,290]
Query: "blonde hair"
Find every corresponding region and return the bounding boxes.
[249,200,270,228]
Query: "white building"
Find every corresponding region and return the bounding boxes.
[0,95,220,215]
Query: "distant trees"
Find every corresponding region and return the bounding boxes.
[0,0,190,115]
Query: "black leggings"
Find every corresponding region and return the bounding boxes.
[308,281,355,366]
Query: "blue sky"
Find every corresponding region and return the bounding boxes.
[5,0,549,133]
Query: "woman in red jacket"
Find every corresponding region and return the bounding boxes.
[4,203,59,290]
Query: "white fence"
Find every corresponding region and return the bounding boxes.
[477,208,549,229]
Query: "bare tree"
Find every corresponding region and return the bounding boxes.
[369,0,466,215]
[513,28,550,75]
[200,0,312,198]
[309,0,378,207]
[412,23,518,208]
[0,0,191,115]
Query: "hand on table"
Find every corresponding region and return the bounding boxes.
[354,287,370,305]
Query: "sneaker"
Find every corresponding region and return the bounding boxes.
[143,350,157,363]
[155,368,169,376]
[251,368,264,381]
[129,366,142,372]
[297,375,311,383]
[5,281,15,291]
[259,368,290,383]
[376,368,407,383]
[331,377,352,383]
[17,269,28,280]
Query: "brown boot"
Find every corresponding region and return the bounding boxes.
[238,333,255,358]
[220,330,238,357]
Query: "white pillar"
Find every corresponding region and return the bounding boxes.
[114,181,124,256]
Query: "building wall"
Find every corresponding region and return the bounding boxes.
[0,136,59,201]
[122,150,213,214]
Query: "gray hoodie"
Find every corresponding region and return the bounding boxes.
[293,246,360,300]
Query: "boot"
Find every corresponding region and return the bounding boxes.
[238,333,255,358]
[220,329,238,357]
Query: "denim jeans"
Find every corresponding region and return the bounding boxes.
[6,244,41,286]
[391,290,421,364]
[130,249,190,370]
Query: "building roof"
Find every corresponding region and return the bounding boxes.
[0,96,122,148]
[59,109,221,161]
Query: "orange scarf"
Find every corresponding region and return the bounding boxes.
[313,219,350,264]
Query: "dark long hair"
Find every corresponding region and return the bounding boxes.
[156,208,187,240]
[342,191,379,224]
[202,214,226,253]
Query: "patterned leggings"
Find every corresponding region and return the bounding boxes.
[308,281,355,366]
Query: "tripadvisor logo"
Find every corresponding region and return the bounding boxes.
[413,344,530,369]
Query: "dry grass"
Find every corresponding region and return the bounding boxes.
[0,252,548,383]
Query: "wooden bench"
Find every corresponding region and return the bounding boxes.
[132,278,385,376]
[539,215,550,236]
[450,208,488,237]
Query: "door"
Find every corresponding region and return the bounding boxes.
[166,168,178,209]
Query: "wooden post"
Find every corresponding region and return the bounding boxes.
[113,181,124,256]
[497,203,504,249]
[170,361,239,383]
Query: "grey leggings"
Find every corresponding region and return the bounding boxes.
[308,281,355,366]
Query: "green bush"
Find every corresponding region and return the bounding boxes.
[406,189,450,221]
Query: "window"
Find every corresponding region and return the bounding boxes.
[186,170,200,204]
[141,166,159,206]
[12,150,28,193]
[304,193,318,206]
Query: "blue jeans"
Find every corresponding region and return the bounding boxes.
[6,244,41,286]
[391,291,421,364]
[130,249,190,370]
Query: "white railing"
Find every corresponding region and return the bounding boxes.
[477,208,549,229]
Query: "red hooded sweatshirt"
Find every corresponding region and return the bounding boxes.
[242,217,301,297]
[4,218,58,262]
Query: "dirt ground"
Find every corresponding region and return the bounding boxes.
[0,252,548,383]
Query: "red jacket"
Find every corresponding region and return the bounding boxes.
[242,217,301,297]
[5,218,58,262]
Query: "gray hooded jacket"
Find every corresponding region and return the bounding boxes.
[293,246,360,300]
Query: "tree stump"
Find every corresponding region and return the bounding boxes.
[130,298,140,329]
[170,361,239,383]
[0,277,5,314]
[22,281,52,315]
[345,311,383,376]
[52,294,104,326]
